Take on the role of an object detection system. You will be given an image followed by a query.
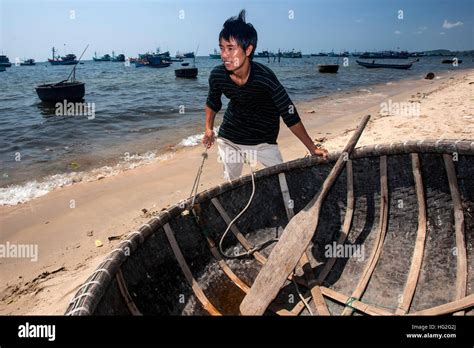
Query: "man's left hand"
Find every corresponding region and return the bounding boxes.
[310,146,329,160]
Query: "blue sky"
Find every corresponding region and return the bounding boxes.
[0,0,472,61]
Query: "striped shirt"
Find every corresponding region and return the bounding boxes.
[206,60,301,145]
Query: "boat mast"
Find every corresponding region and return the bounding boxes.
[66,44,89,82]
[193,44,199,67]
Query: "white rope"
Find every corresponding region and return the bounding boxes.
[291,276,314,316]
[186,137,277,259]
[66,306,91,316]
[215,137,278,259]
[69,292,94,305]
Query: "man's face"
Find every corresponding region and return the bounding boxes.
[219,37,252,72]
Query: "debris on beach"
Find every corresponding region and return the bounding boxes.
[95,240,103,247]
[108,234,124,241]
[425,72,435,80]
[313,136,327,143]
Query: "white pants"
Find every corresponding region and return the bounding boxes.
[217,137,283,181]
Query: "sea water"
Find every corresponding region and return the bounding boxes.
[0,56,472,205]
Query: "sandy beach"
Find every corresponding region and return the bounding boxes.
[1,68,473,315]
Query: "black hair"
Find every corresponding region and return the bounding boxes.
[219,9,258,60]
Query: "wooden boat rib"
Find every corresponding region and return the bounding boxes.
[66,139,474,316]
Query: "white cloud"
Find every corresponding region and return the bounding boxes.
[440,32,446,35]
[394,30,401,35]
[443,19,463,29]
[414,26,428,34]
[355,19,363,23]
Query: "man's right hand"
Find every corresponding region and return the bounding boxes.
[202,129,215,148]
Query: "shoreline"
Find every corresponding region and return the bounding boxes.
[0,68,473,314]
[1,66,469,206]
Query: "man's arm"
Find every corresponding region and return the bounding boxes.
[203,68,222,148]
[265,70,328,159]
[289,121,329,159]
[203,105,217,148]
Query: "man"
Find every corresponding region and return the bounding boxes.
[203,10,328,181]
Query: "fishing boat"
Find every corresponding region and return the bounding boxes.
[209,49,221,59]
[93,53,111,61]
[175,61,197,78]
[318,64,339,73]
[134,59,148,68]
[36,45,88,102]
[0,55,12,67]
[356,60,413,70]
[256,50,276,58]
[35,81,85,102]
[311,53,328,57]
[145,55,171,68]
[65,138,474,316]
[20,58,36,66]
[282,49,302,58]
[111,52,125,62]
[142,49,171,60]
[442,58,462,64]
[328,51,349,58]
[359,51,409,59]
[175,46,199,78]
[175,65,198,78]
[176,52,195,59]
[49,47,78,65]
[135,50,172,68]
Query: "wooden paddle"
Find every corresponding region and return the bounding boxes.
[240,114,371,315]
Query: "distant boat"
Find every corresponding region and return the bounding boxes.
[311,53,328,57]
[176,51,195,59]
[36,45,89,102]
[318,64,339,73]
[20,58,36,66]
[359,51,409,59]
[328,51,349,57]
[48,47,78,65]
[441,58,462,64]
[169,57,184,62]
[135,49,172,67]
[356,60,413,70]
[134,59,148,67]
[144,55,171,68]
[110,53,125,62]
[142,49,170,60]
[282,49,302,58]
[93,52,111,61]
[409,52,426,57]
[256,50,276,58]
[0,55,12,67]
[209,49,221,59]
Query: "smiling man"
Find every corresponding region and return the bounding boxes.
[203,10,328,181]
